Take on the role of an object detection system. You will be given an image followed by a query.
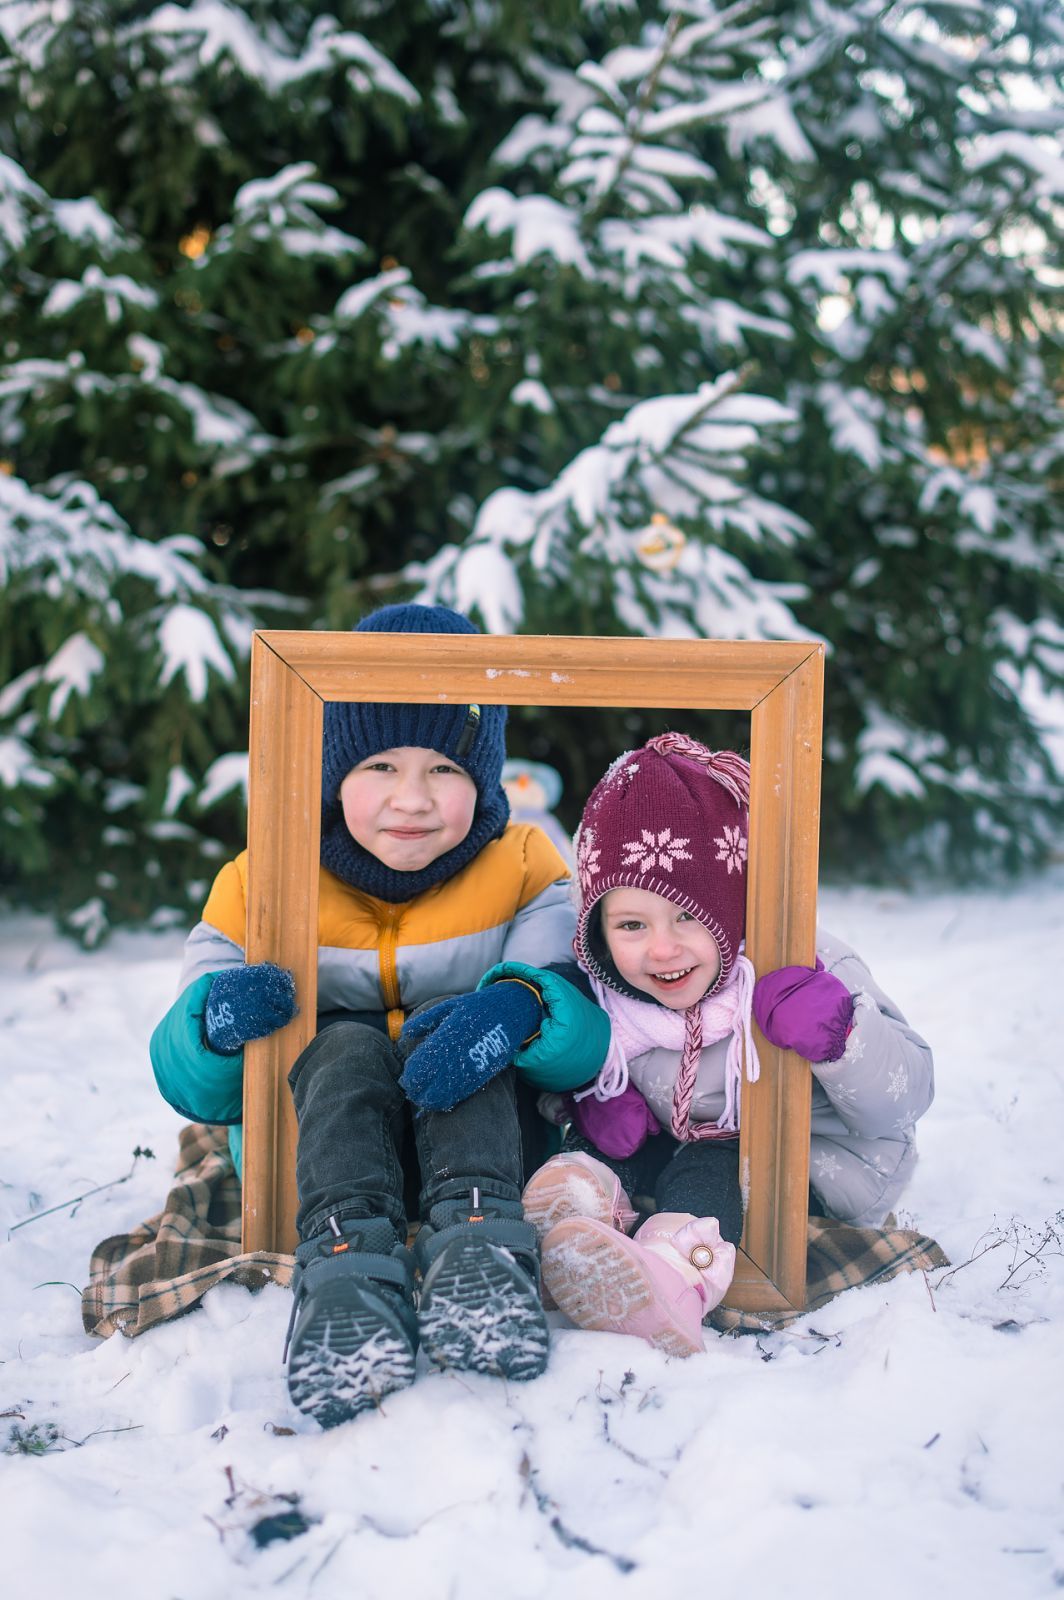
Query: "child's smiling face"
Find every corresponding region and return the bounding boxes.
[340,746,477,872]
[601,885,721,1009]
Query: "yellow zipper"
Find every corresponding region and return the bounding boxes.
[378,904,405,1041]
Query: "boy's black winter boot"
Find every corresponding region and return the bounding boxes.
[285,1215,418,1428]
[415,1188,549,1382]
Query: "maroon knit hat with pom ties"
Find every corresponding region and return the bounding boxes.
[575,733,751,998]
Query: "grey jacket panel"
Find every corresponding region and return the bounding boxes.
[811,931,934,1139]
[178,921,244,992]
[809,1127,917,1227]
[318,944,389,1013]
[390,878,575,1009]
[625,925,933,1226]
[500,877,576,968]
[175,881,575,1017]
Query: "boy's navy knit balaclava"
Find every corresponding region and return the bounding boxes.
[319,603,509,900]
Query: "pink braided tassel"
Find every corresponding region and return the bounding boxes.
[669,956,760,1142]
[671,1005,738,1142]
[645,733,750,809]
[670,1005,703,1141]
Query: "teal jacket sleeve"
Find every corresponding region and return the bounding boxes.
[477,961,610,1091]
[149,973,244,1125]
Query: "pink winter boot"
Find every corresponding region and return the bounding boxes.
[541,1212,736,1358]
[522,1152,638,1246]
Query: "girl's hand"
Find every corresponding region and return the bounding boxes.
[753,963,854,1063]
[569,1080,659,1159]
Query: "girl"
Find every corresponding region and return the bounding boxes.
[520,733,935,1357]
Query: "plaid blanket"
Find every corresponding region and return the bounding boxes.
[709,1217,948,1333]
[82,1123,293,1339]
[82,1123,947,1340]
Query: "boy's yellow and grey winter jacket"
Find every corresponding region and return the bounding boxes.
[150,824,604,1176]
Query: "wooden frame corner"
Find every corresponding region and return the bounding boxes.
[242,631,824,1314]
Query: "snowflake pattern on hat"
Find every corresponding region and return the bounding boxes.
[714,825,748,875]
[576,825,601,895]
[574,735,751,996]
[622,827,693,874]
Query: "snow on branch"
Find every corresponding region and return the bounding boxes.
[0,153,44,262]
[207,162,366,262]
[0,353,272,459]
[41,634,107,721]
[405,372,809,641]
[0,474,207,601]
[0,733,53,792]
[643,80,771,138]
[124,3,418,103]
[465,190,592,275]
[157,605,236,702]
[197,752,249,811]
[964,131,1064,200]
[0,475,255,750]
[855,707,939,800]
[326,268,498,361]
[50,197,128,256]
[1,152,134,270]
[42,266,159,324]
[787,248,910,294]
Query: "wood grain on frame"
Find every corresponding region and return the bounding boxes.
[242,631,825,1314]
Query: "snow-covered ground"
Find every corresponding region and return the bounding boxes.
[1,875,1062,1598]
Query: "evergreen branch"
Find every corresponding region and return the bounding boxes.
[847,182,1049,400]
[649,361,759,462]
[583,12,684,229]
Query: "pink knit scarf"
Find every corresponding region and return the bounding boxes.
[577,955,761,1141]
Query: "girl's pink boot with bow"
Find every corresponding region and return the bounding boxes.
[541,1212,735,1358]
[521,1152,638,1245]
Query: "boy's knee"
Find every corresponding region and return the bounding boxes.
[287,1019,396,1092]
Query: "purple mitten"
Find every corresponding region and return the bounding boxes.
[753,964,855,1063]
[570,1080,660,1159]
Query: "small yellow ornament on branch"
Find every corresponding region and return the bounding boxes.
[634,512,686,573]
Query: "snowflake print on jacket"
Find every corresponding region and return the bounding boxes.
[622,828,693,874]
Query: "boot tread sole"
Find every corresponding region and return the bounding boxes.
[419,1235,549,1381]
[287,1279,416,1427]
[522,1163,616,1241]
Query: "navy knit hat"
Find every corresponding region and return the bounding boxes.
[320,603,509,900]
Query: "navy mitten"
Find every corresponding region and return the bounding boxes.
[399,981,543,1112]
[204,962,298,1055]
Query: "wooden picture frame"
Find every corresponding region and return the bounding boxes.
[242,630,824,1315]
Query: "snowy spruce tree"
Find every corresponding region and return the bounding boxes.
[748,0,1064,871]
[409,0,1063,870]
[382,4,821,804]
[0,0,537,931]
[0,2,1060,935]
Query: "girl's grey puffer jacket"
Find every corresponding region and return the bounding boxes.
[625,928,934,1226]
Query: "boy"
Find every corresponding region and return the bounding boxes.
[149,604,603,1427]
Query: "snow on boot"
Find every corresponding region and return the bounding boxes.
[285,1215,418,1429]
[522,1152,638,1246]
[541,1211,736,1359]
[416,1188,550,1382]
